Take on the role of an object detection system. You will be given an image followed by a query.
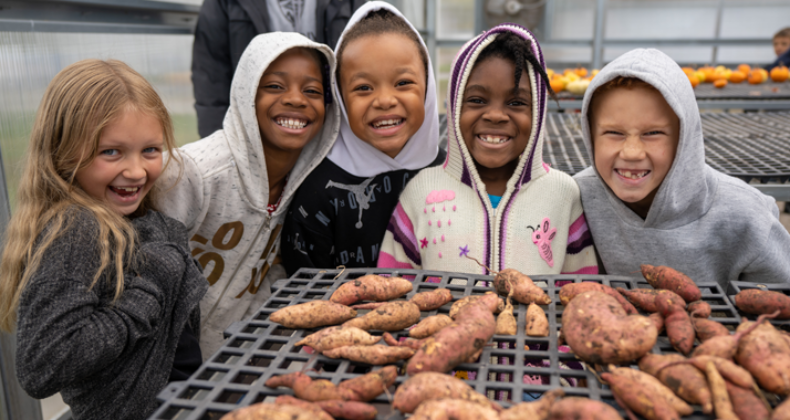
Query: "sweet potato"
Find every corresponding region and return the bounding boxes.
[409,314,453,338]
[410,398,500,420]
[735,316,790,395]
[269,301,356,329]
[273,396,334,420]
[601,369,679,420]
[657,355,757,390]
[337,366,398,401]
[641,264,701,302]
[265,372,355,401]
[771,398,790,420]
[342,301,421,331]
[687,300,711,318]
[323,344,415,365]
[706,360,738,420]
[548,397,624,420]
[693,312,776,359]
[615,287,667,313]
[656,293,694,354]
[315,400,378,420]
[449,295,504,319]
[295,326,381,352]
[734,289,790,319]
[609,366,693,416]
[406,293,499,375]
[496,297,517,335]
[493,268,551,305]
[392,372,502,413]
[693,318,730,342]
[559,283,637,314]
[526,302,549,337]
[337,365,398,401]
[561,291,657,364]
[725,381,769,420]
[330,275,413,305]
[500,388,564,420]
[638,353,712,414]
[220,402,330,420]
[410,288,454,311]
[648,312,664,333]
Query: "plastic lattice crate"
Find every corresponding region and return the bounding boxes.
[149,268,741,420]
[726,281,790,330]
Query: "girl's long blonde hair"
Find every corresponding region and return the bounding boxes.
[0,59,179,332]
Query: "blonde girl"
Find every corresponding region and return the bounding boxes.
[0,59,207,420]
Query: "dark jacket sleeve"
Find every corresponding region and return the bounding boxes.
[15,215,165,398]
[191,0,260,137]
[323,0,368,49]
[765,48,790,71]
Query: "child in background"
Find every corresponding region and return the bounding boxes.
[0,59,207,420]
[574,48,790,288]
[378,24,598,275]
[282,2,444,275]
[155,32,340,358]
[766,27,790,71]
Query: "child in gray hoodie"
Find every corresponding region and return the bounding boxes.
[574,48,790,289]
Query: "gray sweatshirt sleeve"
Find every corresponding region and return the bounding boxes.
[15,215,165,398]
[739,218,790,285]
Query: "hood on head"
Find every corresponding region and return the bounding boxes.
[579,48,715,228]
[444,24,550,201]
[325,1,440,178]
[222,32,340,210]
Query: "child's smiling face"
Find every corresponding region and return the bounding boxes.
[75,107,163,216]
[590,84,680,218]
[460,56,533,171]
[339,33,426,159]
[256,47,326,153]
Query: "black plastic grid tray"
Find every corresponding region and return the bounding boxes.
[440,111,790,183]
[726,281,790,331]
[148,268,744,420]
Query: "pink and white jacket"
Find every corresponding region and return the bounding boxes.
[378,24,598,275]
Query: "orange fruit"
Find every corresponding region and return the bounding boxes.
[688,74,700,88]
[757,68,769,82]
[699,66,715,82]
[574,67,588,77]
[729,71,746,83]
[713,79,727,88]
[770,65,789,82]
[550,78,566,92]
[737,64,751,74]
[681,67,695,76]
[748,70,764,84]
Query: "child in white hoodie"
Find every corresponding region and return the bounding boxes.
[156,32,340,357]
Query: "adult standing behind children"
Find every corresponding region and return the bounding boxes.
[192,0,366,137]
[574,48,790,289]
[157,32,340,357]
[281,2,444,274]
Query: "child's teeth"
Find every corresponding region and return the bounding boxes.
[480,135,508,144]
[277,118,307,129]
[374,119,402,128]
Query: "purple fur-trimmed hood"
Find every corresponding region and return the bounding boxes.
[443,24,550,210]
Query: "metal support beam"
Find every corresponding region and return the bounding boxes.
[711,0,725,66]
[592,0,606,69]
[0,0,199,34]
[426,0,437,79]
[474,0,486,35]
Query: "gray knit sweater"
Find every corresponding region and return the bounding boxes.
[15,209,208,420]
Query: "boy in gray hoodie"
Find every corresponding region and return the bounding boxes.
[574,48,790,289]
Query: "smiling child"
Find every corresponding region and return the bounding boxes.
[575,48,790,288]
[0,59,207,419]
[378,24,598,275]
[281,2,444,274]
[155,33,340,357]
